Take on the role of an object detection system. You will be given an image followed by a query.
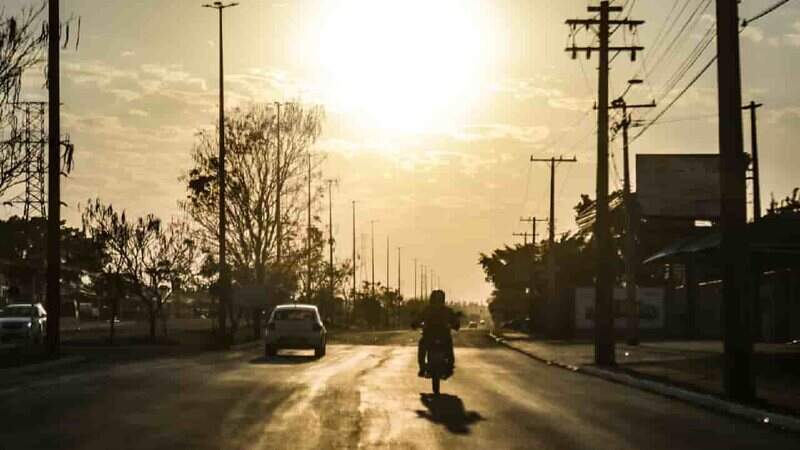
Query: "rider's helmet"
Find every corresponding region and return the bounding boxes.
[430,289,445,306]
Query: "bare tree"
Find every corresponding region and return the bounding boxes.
[0,4,46,199]
[182,102,325,336]
[0,4,46,120]
[82,199,199,340]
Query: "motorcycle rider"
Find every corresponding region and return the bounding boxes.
[412,289,459,377]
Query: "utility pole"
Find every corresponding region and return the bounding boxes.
[566,0,643,366]
[530,156,577,337]
[203,1,238,344]
[716,0,754,401]
[742,101,763,222]
[520,217,547,246]
[275,101,283,265]
[397,247,401,296]
[414,259,418,300]
[370,220,376,297]
[306,152,312,301]
[325,179,336,303]
[46,0,61,356]
[421,264,425,299]
[386,235,390,291]
[610,90,655,346]
[513,232,533,246]
[352,201,356,312]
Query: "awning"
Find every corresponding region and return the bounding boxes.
[643,212,800,265]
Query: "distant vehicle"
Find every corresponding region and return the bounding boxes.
[264,304,327,358]
[467,321,478,329]
[479,319,486,326]
[0,303,47,344]
[501,318,530,333]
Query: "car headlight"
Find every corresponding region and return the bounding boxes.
[26,322,32,328]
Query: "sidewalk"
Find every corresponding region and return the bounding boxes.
[494,331,800,418]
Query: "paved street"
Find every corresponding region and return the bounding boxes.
[0,331,796,449]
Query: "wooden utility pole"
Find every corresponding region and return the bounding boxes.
[530,156,576,337]
[370,220,376,297]
[386,235,390,291]
[275,102,283,264]
[566,0,643,365]
[352,201,356,312]
[46,0,61,356]
[414,259,418,300]
[716,0,754,401]
[306,152,312,301]
[512,232,533,246]
[611,96,655,346]
[325,179,336,302]
[520,217,547,246]
[742,101,763,222]
[397,247,401,296]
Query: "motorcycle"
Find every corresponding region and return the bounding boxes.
[424,336,453,395]
[412,317,460,395]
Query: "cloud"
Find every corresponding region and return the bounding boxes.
[741,25,764,43]
[128,109,149,117]
[450,124,549,144]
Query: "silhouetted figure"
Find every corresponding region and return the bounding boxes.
[412,289,460,377]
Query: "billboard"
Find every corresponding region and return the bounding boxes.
[575,287,664,330]
[636,154,720,219]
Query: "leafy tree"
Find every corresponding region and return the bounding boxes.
[0,216,102,306]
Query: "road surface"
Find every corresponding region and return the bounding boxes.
[0,330,795,449]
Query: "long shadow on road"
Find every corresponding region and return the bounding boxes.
[415,393,484,434]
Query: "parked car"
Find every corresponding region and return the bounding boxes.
[0,303,47,344]
[264,304,327,358]
[467,321,478,329]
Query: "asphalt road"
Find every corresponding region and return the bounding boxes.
[0,330,796,449]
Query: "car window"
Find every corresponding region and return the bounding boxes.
[273,310,316,321]
[0,306,34,318]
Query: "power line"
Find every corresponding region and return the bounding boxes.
[648,0,712,84]
[743,0,792,27]
[632,0,792,142]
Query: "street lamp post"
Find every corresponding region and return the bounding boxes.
[202,1,238,344]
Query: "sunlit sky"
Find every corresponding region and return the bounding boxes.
[4,0,800,303]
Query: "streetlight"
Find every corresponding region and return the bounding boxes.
[202,1,238,344]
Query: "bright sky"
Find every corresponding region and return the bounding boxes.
[4,0,800,303]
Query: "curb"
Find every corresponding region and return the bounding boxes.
[0,356,86,378]
[489,332,800,433]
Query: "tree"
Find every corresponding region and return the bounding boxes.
[0,216,103,305]
[0,4,45,199]
[81,199,199,340]
[182,102,325,337]
[0,4,46,123]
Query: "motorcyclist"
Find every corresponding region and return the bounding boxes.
[412,289,459,377]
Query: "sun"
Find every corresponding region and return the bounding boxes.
[316,0,486,134]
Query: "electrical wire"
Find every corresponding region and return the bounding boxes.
[632,0,794,142]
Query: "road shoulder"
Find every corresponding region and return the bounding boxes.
[490,332,800,434]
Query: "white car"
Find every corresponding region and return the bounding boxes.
[0,303,47,344]
[264,304,327,358]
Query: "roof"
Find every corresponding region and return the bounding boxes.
[644,212,800,265]
[274,303,318,310]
